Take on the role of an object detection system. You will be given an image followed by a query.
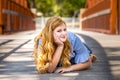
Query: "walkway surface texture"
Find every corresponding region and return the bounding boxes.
[0,28,120,80]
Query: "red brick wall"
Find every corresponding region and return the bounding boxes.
[81,0,119,34]
[0,0,35,34]
[118,0,120,34]
[83,0,110,17]
[0,0,2,34]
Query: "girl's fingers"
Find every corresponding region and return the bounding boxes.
[55,69,65,73]
[54,34,59,41]
[54,34,63,45]
[54,68,62,73]
[60,70,64,73]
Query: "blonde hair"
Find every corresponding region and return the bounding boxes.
[33,16,71,73]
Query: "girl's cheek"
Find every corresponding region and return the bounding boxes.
[55,32,61,37]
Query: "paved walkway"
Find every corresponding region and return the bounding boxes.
[0,28,120,80]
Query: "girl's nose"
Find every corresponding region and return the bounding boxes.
[62,31,67,35]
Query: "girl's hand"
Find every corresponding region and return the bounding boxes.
[54,33,64,46]
[54,67,71,73]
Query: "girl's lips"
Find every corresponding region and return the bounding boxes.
[61,35,66,38]
[61,37,65,38]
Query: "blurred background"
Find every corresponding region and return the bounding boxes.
[0,1,120,80]
[0,0,120,35]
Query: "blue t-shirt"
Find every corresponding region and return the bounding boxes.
[68,31,90,64]
[38,31,91,65]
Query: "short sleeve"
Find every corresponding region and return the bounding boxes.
[37,39,42,55]
[38,39,42,45]
[74,36,90,63]
[68,32,90,64]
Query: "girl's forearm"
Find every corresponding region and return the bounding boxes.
[47,46,64,73]
[69,58,91,72]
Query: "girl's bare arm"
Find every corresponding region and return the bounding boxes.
[47,45,64,73]
[55,57,92,73]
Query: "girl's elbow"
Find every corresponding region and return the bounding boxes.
[47,68,54,73]
[47,63,55,73]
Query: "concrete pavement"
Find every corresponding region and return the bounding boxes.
[0,28,120,80]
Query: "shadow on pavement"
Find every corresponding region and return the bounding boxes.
[0,32,119,80]
[76,33,114,80]
[0,40,31,61]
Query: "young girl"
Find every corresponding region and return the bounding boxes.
[33,16,96,74]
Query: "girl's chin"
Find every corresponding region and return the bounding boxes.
[60,38,67,42]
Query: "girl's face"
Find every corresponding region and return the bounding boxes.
[53,24,67,42]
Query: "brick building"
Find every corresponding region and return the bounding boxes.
[0,0,35,34]
[81,0,120,34]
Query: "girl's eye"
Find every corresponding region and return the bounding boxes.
[64,28,67,31]
[57,30,62,32]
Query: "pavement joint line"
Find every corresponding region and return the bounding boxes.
[0,40,13,46]
[0,39,31,62]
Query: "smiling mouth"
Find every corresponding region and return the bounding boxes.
[61,37,65,39]
[61,35,66,38]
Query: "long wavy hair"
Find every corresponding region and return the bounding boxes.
[33,16,71,73]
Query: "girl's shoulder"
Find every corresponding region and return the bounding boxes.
[68,31,76,36]
[68,31,78,41]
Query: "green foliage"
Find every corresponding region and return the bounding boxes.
[28,0,86,17]
[59,0,86,17]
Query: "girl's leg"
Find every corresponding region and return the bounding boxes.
[90,54,97,62]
